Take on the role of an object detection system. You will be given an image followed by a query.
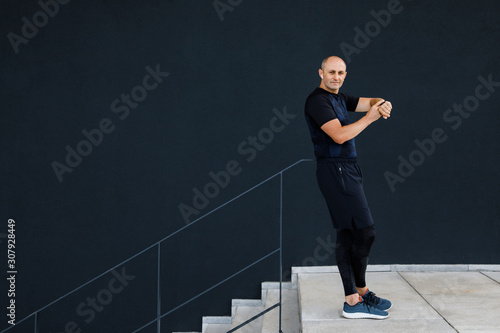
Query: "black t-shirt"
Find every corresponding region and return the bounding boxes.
[304,87,360,158]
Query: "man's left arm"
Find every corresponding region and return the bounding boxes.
[355,97,392,119]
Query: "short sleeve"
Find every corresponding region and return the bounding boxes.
[305,93,337,127]
[339,93,360,112]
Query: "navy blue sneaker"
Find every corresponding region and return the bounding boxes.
[342,301,389,319]
[362,289,392,311]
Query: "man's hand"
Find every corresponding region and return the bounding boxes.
[378,100,392,119]
[365,99,385,123]
[322,98,388,143]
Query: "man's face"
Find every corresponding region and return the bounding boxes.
[319,58,347,93]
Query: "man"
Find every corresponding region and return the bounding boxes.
[304,56,393,319]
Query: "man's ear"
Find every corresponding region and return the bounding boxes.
[318,69,323,79]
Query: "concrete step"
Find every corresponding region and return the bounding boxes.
[194,283,301,333]
[229,302,265,332]
[202,316,231,333]
[296,267,455,332]
[261,282,301,333]
[203,322,232,333]
[201,299,266,333]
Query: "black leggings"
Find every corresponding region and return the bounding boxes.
[335,223,376,296]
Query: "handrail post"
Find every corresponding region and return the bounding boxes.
[157,243,161,333]
[279,172,283,333]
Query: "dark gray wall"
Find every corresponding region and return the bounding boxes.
[1,0,499,331]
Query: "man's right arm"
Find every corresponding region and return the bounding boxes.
[320,100,385,144]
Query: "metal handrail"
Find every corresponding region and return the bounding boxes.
[1,159,314,333]
[226,171,285,333]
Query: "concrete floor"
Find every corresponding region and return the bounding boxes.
[297,268,500,333]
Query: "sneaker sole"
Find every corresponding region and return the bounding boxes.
[342,311,390,320]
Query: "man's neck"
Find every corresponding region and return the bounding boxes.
[319,83,338,94]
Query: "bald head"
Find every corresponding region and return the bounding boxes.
[318,56,347,93]
[321,56,347,71]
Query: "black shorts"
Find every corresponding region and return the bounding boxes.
[316,158,374,231]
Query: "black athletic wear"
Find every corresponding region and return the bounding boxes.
[305,87,374,231]
[336,223,376,296]
[304,87,359,159]
[304,86,377,297]
[316,158,374,230]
